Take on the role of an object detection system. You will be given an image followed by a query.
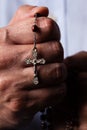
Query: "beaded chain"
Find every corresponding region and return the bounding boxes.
[25,13,45,85]
[40,108,75,130]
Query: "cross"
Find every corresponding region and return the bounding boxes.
[25,47,45,85]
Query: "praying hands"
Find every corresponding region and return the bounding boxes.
[0,5,66,129]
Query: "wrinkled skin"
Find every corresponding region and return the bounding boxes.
[0,5,67,129]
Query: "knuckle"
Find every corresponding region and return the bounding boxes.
[0,28,9,45]
[17,5,29,14]
[58,42,64,56]
[9,96,27,112]
[52,41,59,53]
[10,99,21,112]
[52,41,64,61]
[5,93,28,112]
[56,63,67,82]
[56,63,62,80]
[0,77,10,92]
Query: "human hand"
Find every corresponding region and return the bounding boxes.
[64,51,87,114]
[0,5,67,129]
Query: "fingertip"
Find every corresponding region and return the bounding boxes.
[9,5,49,25]
[31,6,49,17]
[9,5,37,24]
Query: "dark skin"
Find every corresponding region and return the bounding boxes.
[65,51,87,112]
[53,51,87,130]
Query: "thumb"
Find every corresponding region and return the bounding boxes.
[9,5,49,25]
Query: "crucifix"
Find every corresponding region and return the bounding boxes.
[26,47,45,85]
[25,14,45,85]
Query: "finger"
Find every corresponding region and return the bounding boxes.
[22,63,67,87]
[37,41,63,63]
[77,72,87,102]
[29,6,49,17]
[9,5,35,25]
[9,5,49,24]
[64,51,87,72]
[1,63,66,90]
[0,28,8,45]
[4,83,66,113]
[0,42,63,69]
[26,83,66,109]
[78,72,87,86]
[22,41,63,67]
[38,63,66,85]
[7,17,60,45]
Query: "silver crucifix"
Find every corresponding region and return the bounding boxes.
[26,47,45,85]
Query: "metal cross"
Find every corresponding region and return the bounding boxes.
[26,47,45,85]
[25,13,45,85]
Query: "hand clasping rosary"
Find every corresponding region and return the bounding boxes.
[25,13,75,130]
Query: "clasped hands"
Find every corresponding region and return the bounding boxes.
[0,5,66,129]
[0,5,87,130]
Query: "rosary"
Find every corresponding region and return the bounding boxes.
[25,13,54,130]
[25,13,75,130]
[25,13,45,85]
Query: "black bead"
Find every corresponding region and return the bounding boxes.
[32,24,38,32]
[41,121,48,129]
[34,13,41,17]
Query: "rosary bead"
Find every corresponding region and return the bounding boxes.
[32,24,38,32]
[41,121,48,129]
[34,13,41,17]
